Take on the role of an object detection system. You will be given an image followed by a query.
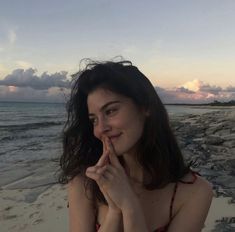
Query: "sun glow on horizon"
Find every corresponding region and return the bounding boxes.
[8,85,18,92]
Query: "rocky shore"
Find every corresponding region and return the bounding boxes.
[170,107,235,231]
[0,106,234,231]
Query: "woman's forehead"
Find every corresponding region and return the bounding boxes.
[87,89,126,113]
[88,89,126,104]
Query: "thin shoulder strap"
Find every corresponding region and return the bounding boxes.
[169,182,178,221]
[168,170,199,221]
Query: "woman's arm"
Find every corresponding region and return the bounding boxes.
[68,175,96,232]
[122,197,149,232]
[98,208,123,232]
[68,176,123,232]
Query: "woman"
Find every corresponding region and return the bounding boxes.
[59,59,213,232]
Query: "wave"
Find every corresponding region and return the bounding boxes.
[0,121,65,132]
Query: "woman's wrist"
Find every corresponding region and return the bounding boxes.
[108,207,122,216]
[121,194,141,213]
[121,198,148,232]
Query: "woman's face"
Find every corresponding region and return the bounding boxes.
[87,88,147,156]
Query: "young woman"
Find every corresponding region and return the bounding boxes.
[59,60,213,232]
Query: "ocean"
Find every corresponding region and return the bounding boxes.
[0,102,219,169]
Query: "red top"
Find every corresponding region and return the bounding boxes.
[96,170,199,231]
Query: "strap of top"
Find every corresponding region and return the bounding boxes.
[169,182,178,221]
[168,170,199,221]
[96,169,199,231]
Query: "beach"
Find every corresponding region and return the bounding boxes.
[0,105,234,231]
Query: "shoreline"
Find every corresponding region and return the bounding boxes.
[0,107,234,231]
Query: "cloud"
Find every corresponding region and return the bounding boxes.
[156,80,235,104]
[225,86,235,92]
[181,79,202,92]
[0,85,70,103]
[175,87,195,94]
[199,84,222,95]
[0,68,71,90]
[0,68,234,104]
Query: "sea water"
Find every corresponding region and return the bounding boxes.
[0,102,218,168]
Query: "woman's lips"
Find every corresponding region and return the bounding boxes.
[109,133,122,141]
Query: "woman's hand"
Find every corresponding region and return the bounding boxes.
[85,136,137,212]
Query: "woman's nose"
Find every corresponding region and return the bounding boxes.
[95,117,111,137]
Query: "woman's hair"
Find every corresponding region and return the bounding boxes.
[59,58,191,204]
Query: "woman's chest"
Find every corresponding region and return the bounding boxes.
[96,184,182,231]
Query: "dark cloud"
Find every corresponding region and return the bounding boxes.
[199,84,222,95]
[154,85,234,104]
[0,68,71,90]
[225,86,235,92]
[0,85,70,103]
[175,87,195,94]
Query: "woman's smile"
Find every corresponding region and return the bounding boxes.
[87,88,147,156]
[109,133,122,142]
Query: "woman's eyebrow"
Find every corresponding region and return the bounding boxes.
[88,101,121,116]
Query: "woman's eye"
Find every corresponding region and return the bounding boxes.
[89,118,97,125]
[106,108,117,115]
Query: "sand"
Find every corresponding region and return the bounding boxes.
[1,107,234,231]
[1,184,234,232]
[0,184,68,232]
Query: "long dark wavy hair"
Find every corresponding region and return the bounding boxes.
[59,58,192,204]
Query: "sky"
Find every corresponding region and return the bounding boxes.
[0,0,235,103]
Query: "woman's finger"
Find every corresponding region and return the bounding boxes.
[102,135,108,153]
[86,166,99,173]
[96,136,110,167]
[86,169,108,184]
[97,150,109,167]
[85,170,100,181]
[96,165,114,179]
[106,137,122,168]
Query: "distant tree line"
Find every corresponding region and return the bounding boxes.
[208,100,235,106]
[165,100,235,106]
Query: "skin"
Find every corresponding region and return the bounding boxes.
[87,88,147,183]
[69,87,214,232]
[86,88,149,231]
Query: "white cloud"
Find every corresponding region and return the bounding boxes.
[180,79,203,92]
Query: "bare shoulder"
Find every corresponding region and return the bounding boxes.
[68,175,94,206]
[167,171,214,231]
[68,175,96,232]
[175,171,214,212]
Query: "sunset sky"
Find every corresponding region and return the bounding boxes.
[0,0,235,103]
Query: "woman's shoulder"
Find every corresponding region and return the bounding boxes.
[68,175,94,200]
[175,171,213,210]
[180,170,213,190]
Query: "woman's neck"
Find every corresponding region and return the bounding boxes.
[122,152,143,183]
